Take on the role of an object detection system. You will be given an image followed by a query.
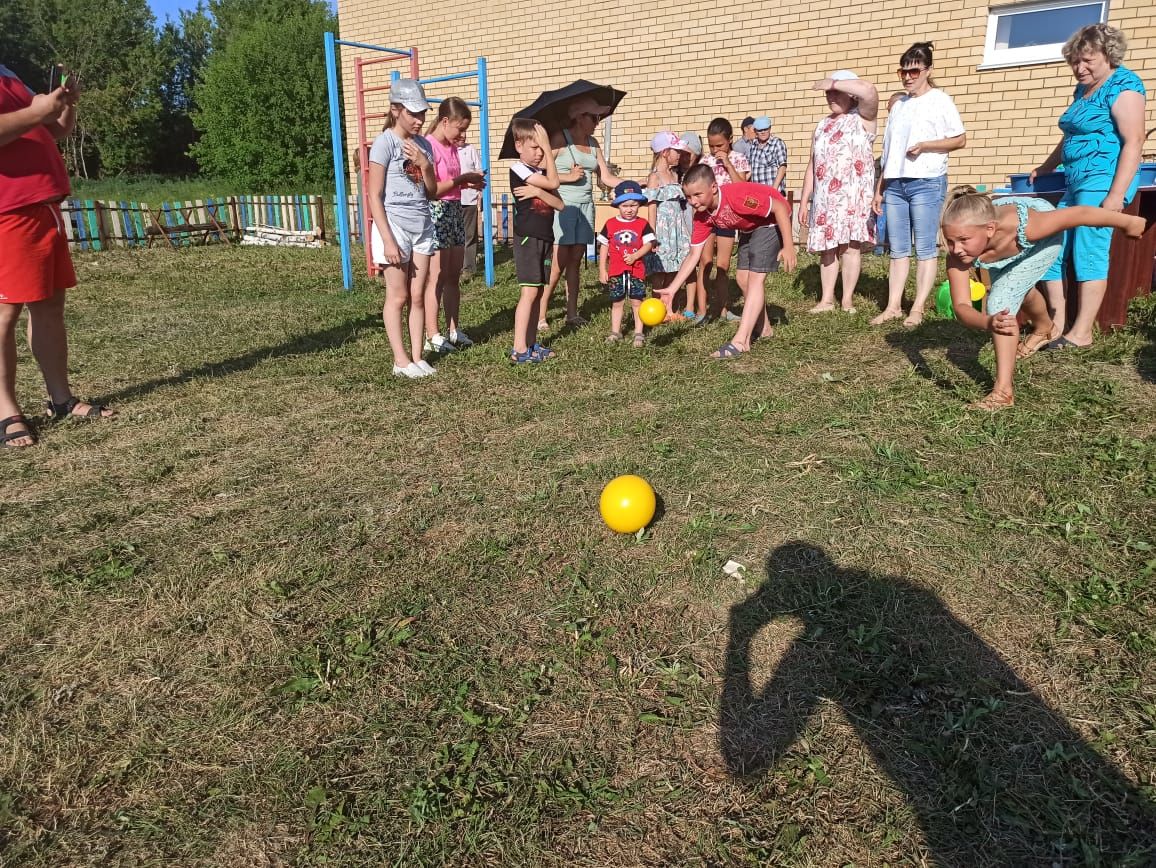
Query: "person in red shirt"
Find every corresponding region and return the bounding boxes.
[666,164,797,359]
[0,63,114,447]
[597,180,656,348]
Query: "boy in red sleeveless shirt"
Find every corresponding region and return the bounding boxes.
[0,63,114,447]
[666,164,797,359]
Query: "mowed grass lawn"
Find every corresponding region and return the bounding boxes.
[3,245,1156,866]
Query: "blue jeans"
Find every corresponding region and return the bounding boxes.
[873,208,888,254]
[883,176,947,261]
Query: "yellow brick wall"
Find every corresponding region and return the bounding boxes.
[334,0,1156,196]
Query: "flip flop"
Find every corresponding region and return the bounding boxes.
[1041,336,1087,351]
[711,341,744,360]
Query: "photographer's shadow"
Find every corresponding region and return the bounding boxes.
[721,542,1156,866]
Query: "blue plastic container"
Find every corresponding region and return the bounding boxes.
[1138,162,1156,188]
[1008,171,1066,193]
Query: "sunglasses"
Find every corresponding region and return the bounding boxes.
[580,111,609,122]
[897,67,926,78]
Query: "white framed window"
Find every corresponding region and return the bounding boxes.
[980,0,1107,69]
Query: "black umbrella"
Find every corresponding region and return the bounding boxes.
[499,79,627,160]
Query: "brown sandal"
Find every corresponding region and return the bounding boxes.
[0,415,35,447]
[1016,332,1051,359]
[968,390,1015,412]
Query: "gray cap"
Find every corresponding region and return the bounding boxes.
[389,78,430,113]
[680,131,703,155]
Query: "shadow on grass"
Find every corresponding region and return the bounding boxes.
[1139,340,1156,384]
[884,320,992,392]
[100,314,381,405]
[789,256,890,312]
[721,542,1156,866]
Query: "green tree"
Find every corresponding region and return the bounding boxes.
[0,1,52,85]
[25,0,165,176]
[156,5,213,175]
[191,0,334,189]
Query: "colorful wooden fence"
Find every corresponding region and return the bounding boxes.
[60,192,527,251]
[59,195,328,250]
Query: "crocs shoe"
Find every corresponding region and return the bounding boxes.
[424,334,457,354]
[449,329,474,348]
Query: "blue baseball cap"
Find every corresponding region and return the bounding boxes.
[611,180,647,206]
[753,116,772,131]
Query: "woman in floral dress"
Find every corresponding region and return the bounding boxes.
[799,70,880,313]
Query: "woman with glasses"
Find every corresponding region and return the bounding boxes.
[1026,24,1147,351]
[539,96,622,331]
[871,42,966,326]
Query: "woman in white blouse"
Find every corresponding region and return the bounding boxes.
[871,42,966,326]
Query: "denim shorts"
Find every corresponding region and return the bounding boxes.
[883,175,947,261]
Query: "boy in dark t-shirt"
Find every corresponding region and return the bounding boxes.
[508,120,563,363]
[597,180,656,348]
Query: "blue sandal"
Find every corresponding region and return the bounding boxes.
[531,343,556,360]
[509,348,538,365]
[711,341,744,359]
[1041,336,1087,351]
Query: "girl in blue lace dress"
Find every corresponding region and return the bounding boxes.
[940,187,1145,411]
[644,133,695,319]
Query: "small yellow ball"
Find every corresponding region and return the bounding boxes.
[599,475,657,534]
[638,298,666,327]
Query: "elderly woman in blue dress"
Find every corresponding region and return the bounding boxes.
[1028,23,1147,351]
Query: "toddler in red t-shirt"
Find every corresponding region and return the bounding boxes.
[597,181,656,347]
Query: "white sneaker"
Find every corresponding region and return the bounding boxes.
[392,362,425,378]
[449,329,474,348]
[423,334,456,354]
[415,360,437,376]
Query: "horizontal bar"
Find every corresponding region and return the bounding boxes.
[361,84,394,94]
[363,112,388,120]
[336,39,412,56]
[418,71,478,85]
[356,55,411,69]
[427,98,480,107]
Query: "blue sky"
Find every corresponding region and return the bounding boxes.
[147,0,200,24]
[147,0,336,24]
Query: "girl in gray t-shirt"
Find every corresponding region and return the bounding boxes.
[367,80,438,379]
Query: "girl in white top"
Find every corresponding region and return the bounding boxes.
[367,79,439,379]
[871,42,966,326]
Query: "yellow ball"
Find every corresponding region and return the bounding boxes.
[638,298,666,327]
[599,475,657,534]
[969,279,986,302]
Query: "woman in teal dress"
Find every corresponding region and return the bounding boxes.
[1029,23,1147,349]
[539,96,622,330]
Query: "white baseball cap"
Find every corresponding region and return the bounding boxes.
[830,70,860,82]
[389,78,430,113]
[650,131,690,154]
